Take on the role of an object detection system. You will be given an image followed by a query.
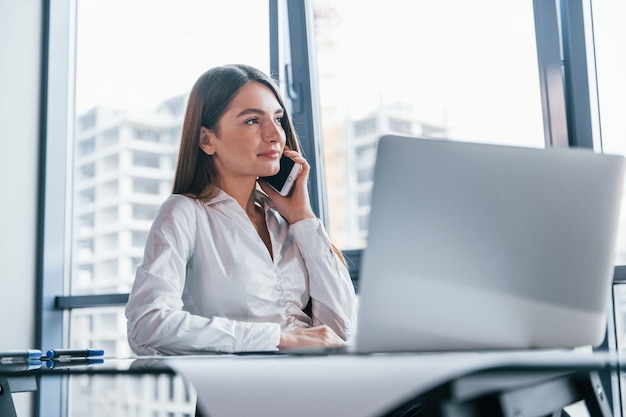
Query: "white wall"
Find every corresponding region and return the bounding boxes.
[0,0,42,414]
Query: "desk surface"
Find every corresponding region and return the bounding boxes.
[1,349,620,417]
[166,349,618,416]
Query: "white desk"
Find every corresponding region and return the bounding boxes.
[0,351,616,417]
[165,349,616,417]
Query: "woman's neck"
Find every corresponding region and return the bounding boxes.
[219,178,259,216]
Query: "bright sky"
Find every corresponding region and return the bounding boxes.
[327,0,545,147]
[75,0,624,152]
[592,1,626,155]
[75,0,269,114]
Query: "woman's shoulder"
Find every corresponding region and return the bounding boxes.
[156,194,207,219]
[161,193,202,208]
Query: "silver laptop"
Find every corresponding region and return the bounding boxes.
[353,134,625,353]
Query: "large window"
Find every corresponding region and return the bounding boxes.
[70,0,269,326]
[593,1,626,265]
[41,0,626,416]
[63,0,270,414]
[592,1,626,414]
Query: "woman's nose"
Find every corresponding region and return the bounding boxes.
[262,121,284,142]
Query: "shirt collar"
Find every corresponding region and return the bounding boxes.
[204,187,273,210]
[203,188,232,206]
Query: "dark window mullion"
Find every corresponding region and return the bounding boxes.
[38,0,75,415]
[277,0,328,225]
[560,0,601,150]
[533,0,570,147]
[55,294,129,309]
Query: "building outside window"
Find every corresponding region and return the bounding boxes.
[66,0,270,414]
[313,0,545,249]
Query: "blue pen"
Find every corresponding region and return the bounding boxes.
[0,349,42,362]
[0,360,42,371]
[45,348,105,359]
[46,357,104,369]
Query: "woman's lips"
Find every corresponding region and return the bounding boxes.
[259,150,281,159]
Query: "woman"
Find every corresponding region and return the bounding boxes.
[125,64,356,355]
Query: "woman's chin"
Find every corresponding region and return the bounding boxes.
[260,166,280,178]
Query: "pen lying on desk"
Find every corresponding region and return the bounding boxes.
[45,357,104,369]
[44,348,105,360]
[0,349,42,362]
[0,360,42,371]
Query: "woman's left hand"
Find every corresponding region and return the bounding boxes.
[258,149,317,224]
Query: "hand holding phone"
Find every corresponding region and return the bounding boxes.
[260,155,301,196]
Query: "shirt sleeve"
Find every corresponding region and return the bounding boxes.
[124,196,282,355]
[290,218,357,341]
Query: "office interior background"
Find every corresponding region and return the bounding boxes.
[1,0,625,415]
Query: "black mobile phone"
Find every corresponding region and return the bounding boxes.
[260,155,300,196]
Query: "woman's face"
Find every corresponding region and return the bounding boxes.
[200,81,286,183]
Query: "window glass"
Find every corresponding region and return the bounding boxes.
[592,2,626,413]
[312,0,545,249]
[592,0,626,265]
[69,0,269,414]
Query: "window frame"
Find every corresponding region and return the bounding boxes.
[36,0,77,414]
[270,0,328,224]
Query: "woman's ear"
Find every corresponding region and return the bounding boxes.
[199,126,216,155]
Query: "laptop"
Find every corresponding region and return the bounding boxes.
[351,134,625,353]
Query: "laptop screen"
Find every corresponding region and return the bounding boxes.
[355,135,625,353]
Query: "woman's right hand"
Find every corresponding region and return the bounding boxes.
[258,149,316,225]
[278,325,345,350]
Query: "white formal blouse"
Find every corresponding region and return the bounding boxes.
[125,190,356,355]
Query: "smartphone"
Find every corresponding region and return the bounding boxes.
[260,155,301,196]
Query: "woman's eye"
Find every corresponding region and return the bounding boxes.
[245,118,259,125]
[275,117,283,124]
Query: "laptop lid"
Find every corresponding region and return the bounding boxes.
[354,135,625,353]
